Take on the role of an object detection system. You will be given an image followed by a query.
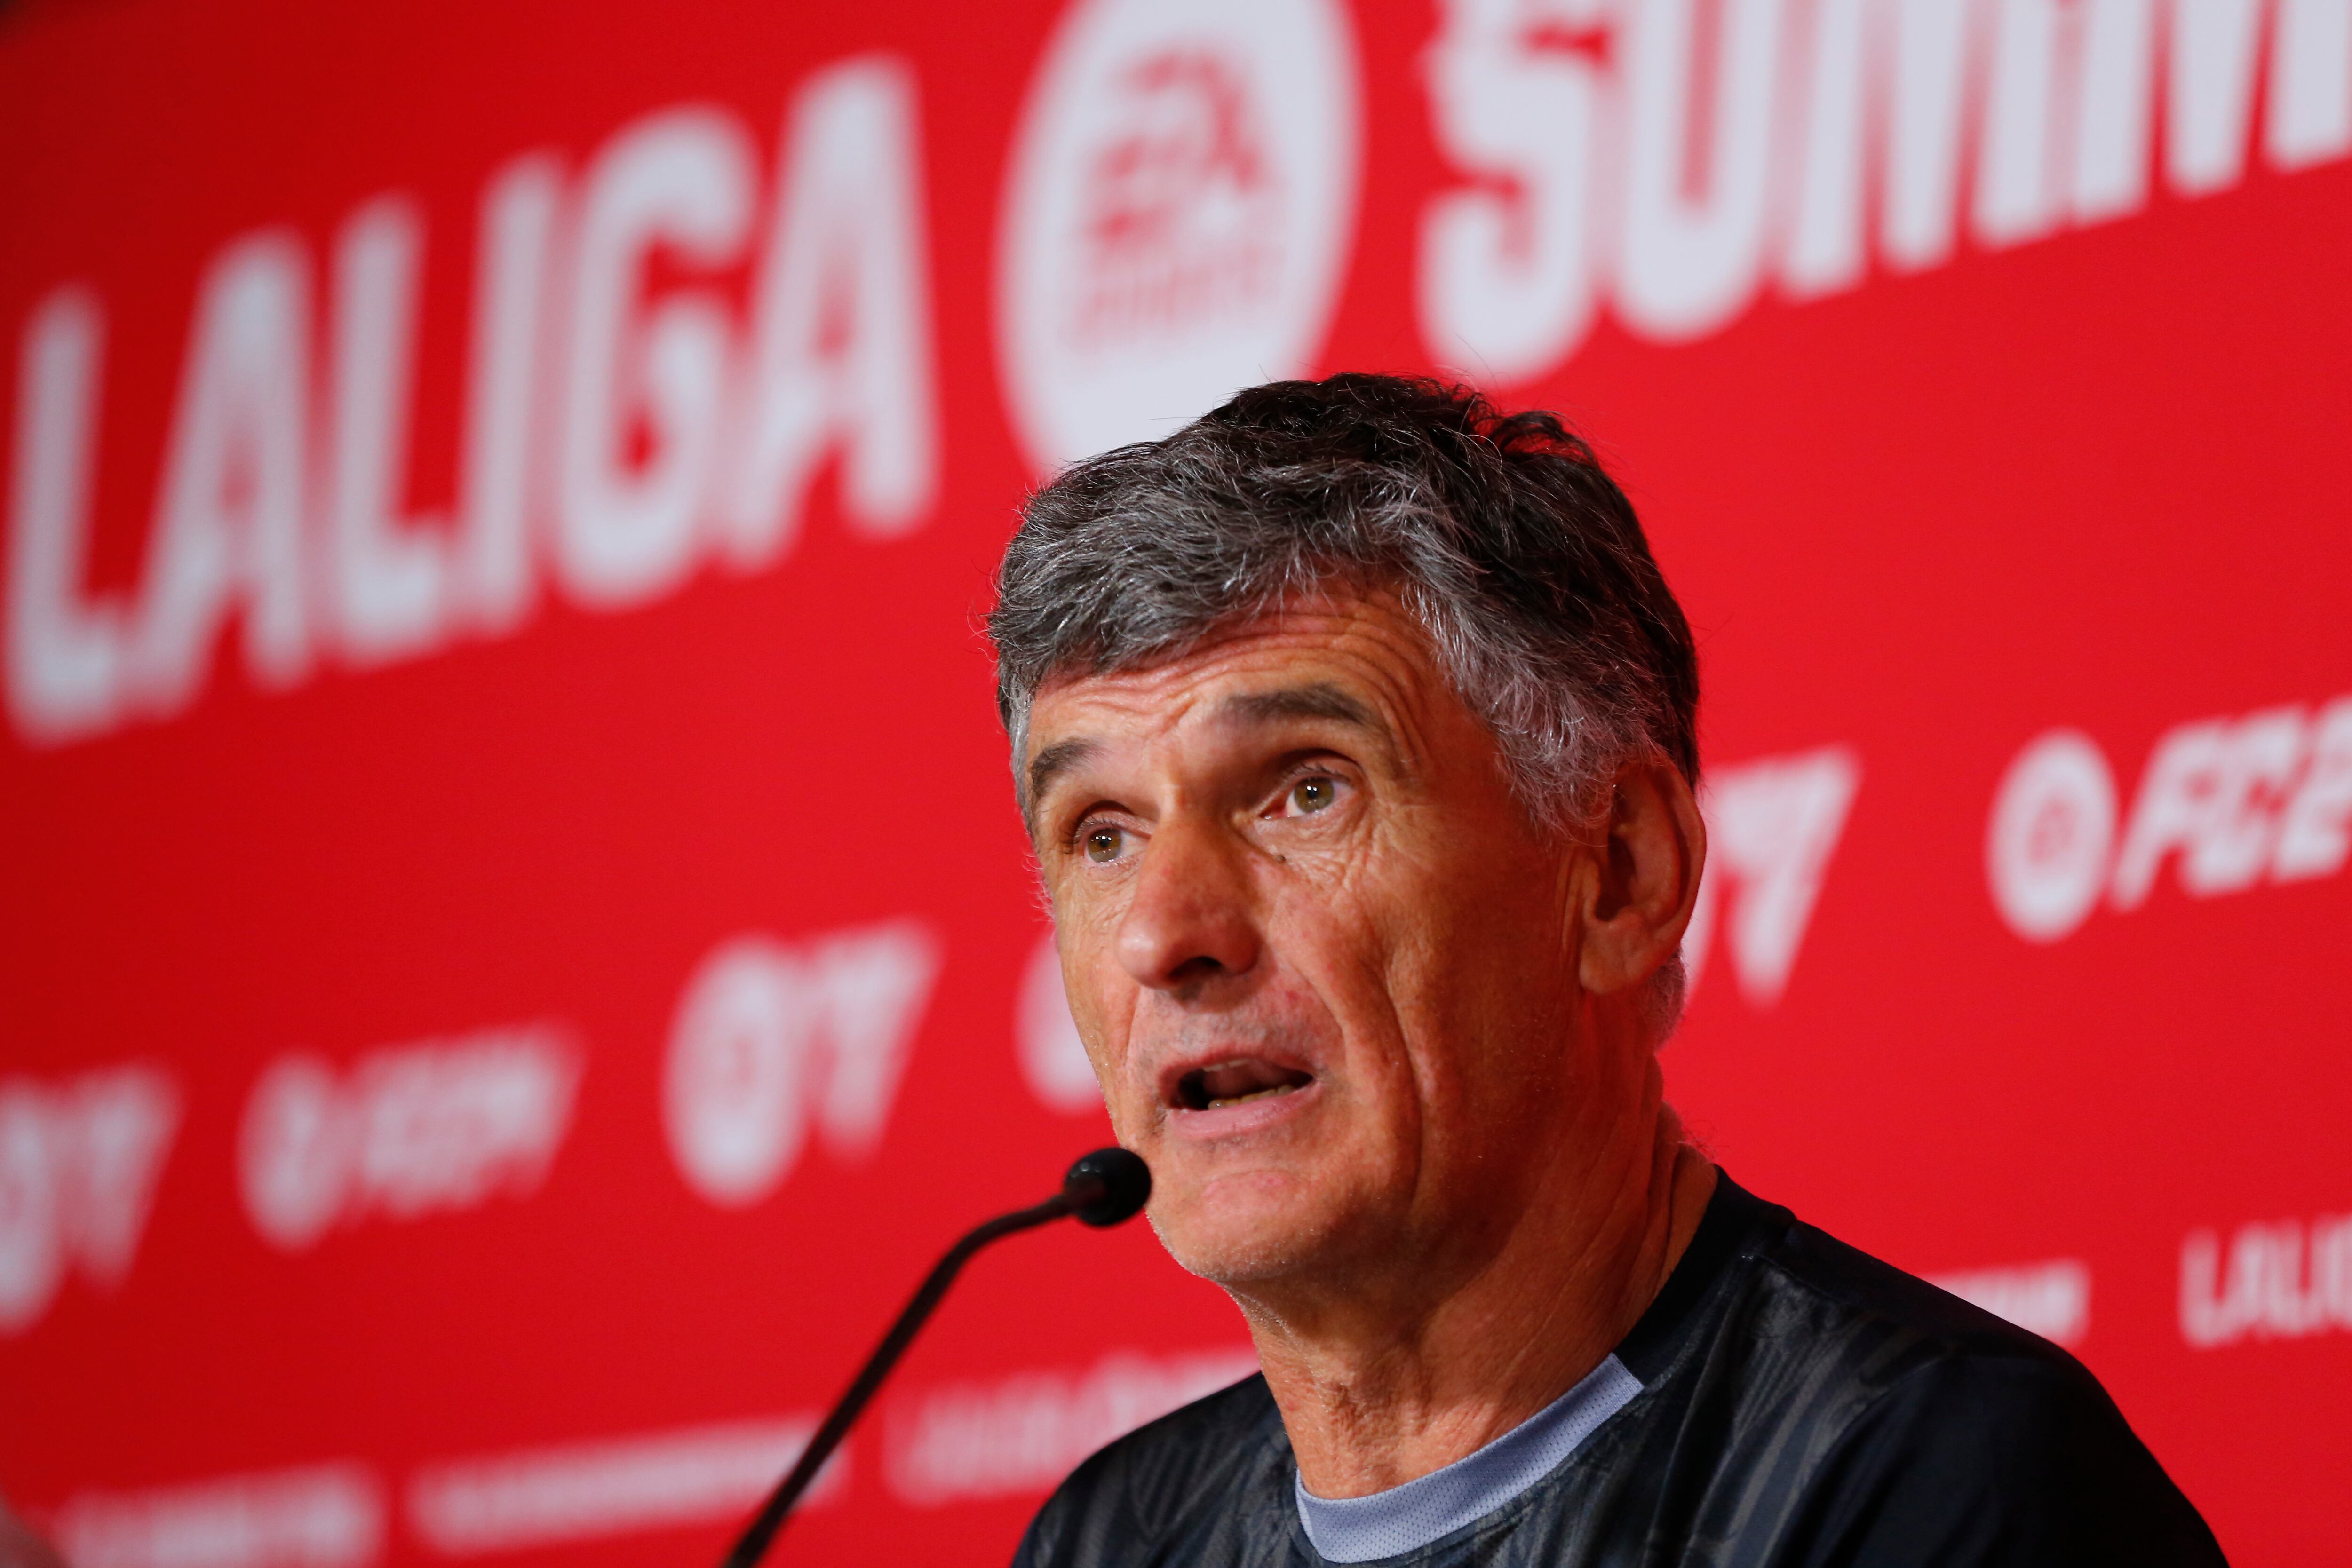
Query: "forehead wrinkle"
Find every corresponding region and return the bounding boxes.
[1023,601,1445,828]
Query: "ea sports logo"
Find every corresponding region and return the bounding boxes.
[996,0,1362,473]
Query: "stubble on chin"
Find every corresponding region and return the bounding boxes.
[1146,1173,1362,1292]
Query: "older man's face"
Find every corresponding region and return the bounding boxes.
[1024,590,1599,1291]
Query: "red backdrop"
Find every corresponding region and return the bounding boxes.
[3,0,2348,1563]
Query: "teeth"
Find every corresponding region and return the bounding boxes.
[1204,1082,1297,1110]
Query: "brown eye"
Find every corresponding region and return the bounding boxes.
[1292,777,1336,813]
[1085,827,1124,863]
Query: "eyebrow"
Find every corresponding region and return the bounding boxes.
[1213,682,1381,732]
[1022,682,1385,832]
[1025,736,1101,819]
[1025,681,1374,808]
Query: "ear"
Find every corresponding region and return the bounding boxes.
[1577,757,1706,997]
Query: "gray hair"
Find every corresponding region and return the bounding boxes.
[991,374,1699,816]
[987,375,1701,1029]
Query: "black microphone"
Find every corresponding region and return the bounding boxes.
[719,1147,1152,1568]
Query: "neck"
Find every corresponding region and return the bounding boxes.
[1232,1073,1716,1499]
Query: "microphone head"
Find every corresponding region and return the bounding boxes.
[1063,1147,1152,1227]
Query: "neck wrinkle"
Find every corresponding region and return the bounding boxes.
[1246,1069,1709,1500]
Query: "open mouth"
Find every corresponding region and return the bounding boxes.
[1176,1059,1316,1112]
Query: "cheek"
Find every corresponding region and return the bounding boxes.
[1070,984,1132,1079]
[1275,867,1480,1145]
[1260,880,1423,1110]
[1276,847,1418,1008]
[1057,932,1141,1090]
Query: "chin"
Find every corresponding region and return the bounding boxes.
[1148,1183,1343,1288]
[1154,1219,1329,1288]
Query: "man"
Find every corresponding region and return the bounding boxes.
[988,375,2223,1567]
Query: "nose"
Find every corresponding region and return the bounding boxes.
[1115,816,1262,993]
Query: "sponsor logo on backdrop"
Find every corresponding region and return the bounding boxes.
[1927,1258,2092,1346]
[1018,930,1104,1115]
[0,1063,177,1334]
[1682,747,1861,1007]
[1986,694,2352,941]
[238,1024,580,1252]
[664,920,940,1207]
[995,0,1362,473]
[406,1414,840,1557]
[5,56,938,749]
[886,1346,1259,1506]
[2180,1208,2352,1348]
[1420,0,2352,382]
[40,1426,842,1568]
[53,1464,385,1568]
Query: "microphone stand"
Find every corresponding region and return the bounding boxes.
[720,1148,1150,1568]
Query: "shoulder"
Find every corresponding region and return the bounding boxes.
[1012,1372,1290,1568]
[1716,1207,2224,1565]
[1649,1182,2098,1438]
[1779,1349,2227,1565]
[1751,1208,2090,1371]
[1738,1206,2138,1449]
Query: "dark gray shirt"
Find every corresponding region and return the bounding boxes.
[1012,1175,2225,1568]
